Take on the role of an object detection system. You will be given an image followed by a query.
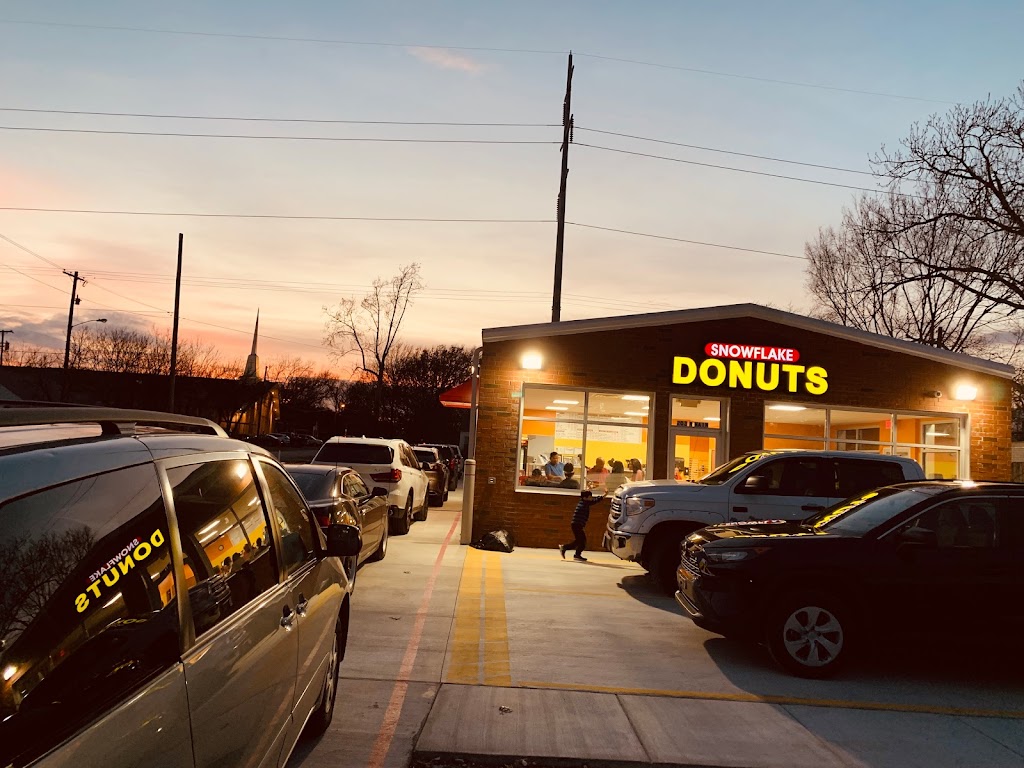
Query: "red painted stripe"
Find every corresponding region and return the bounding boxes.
[366,512,462,768]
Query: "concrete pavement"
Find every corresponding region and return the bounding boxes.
[290,490,1024,768]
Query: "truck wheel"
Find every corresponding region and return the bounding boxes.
[766,591,852,678]
[648,536,684,594]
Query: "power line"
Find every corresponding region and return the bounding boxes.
[0,232,65,269]
[0,125,558,144]
[575,142,908,197]
[2,264,69,293]
[574,127,876,176]
[0,18,949,104]
[0,107,557,127]
[0,208,556,223]
[565,222,806,260]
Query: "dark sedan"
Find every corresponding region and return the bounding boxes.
[676,481,1024,678]
[285,464,389,584]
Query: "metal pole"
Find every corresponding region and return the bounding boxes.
[461,459,476,545]
[63,271,80,371]
[551,51,574,323]
[468,347,481,458]
[0,329,12,368]
[169,233,183,411]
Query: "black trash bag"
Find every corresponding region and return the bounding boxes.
[472,529,514,553]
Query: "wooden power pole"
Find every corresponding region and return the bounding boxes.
[169,233,183,411]
[551,51,574,323]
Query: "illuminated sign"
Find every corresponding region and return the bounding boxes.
[673,343,828,395]
[75,529,166,613]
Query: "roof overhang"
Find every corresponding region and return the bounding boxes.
[481,303,1015,379]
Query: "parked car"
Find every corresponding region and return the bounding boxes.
[248,432,286,448]
[422,443,462,489]
[268,432,292,446]
[604,450,926,591]
[413,446,450,506]
[676,481,1024,678]
[289,433,324,448]
[0,405,360,768]
[285,463,390,584]
[312,437,429,534]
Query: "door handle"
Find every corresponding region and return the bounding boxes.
[295,595,309,616]
[733,506,748,514]
[281,606,295,629]
[801,504,824,512]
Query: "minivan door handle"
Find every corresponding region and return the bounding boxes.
[295,595,309,616]
[280,606,295,629]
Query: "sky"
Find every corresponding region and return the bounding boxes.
[1,1,1022,373]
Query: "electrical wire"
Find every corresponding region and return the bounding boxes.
[0,126,558,144]
[2,264,69,294]
[565,222,806,260]
[0,208,556,223]
[0,107,558,127]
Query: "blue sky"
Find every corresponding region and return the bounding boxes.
[1,1,1021,369]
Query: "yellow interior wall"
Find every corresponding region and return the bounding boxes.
[765,421,824,437]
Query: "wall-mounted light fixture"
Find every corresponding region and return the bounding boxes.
[953,384,978,401]
[520,352,543,370]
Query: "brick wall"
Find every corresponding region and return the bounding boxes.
[471,316,1013,549]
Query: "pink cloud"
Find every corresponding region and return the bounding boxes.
[407,47,483,73]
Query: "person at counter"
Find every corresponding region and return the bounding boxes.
[605,460,629,492]
[543,451,565,480]
[525,468,547,486]
[629,458,645,481]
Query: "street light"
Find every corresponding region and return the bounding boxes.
[64,318,107,370]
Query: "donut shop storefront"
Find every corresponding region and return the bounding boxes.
[468,304,1014,549]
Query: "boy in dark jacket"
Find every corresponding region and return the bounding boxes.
[559,489,607,562]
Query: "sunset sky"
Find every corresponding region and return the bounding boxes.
[2,1,1021,374]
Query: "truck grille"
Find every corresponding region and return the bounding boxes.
[609,497,623,525]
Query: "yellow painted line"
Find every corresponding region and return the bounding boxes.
[519,681,1024,720]
[482,552,512,686]
[446,548,483,684]
[506,586,631,599]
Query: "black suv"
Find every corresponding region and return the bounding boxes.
[676,482,1024,678]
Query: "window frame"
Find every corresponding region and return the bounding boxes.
[880,495,1004,549]
[252,458,323,578]
[515,383,655,496]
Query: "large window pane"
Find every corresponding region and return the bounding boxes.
[894,415,960,448]
[830,409,892,447]
[923,450,960,480]
[0,465,178,767]
[671,398,721,428]
[765,436,826,450]
[589,392,649,424]
[764,404,826,438]
[522,388,585,420]
[584,426,648,492]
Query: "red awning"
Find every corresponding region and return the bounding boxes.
[440,379,472,409]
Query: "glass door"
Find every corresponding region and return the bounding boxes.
[668,397,726,481]
[672,433,719,481]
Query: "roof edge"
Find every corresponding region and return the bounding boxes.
[481,304,1015,379]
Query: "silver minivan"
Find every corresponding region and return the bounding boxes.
[0,407,360,768]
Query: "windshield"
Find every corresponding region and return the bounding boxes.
[289,471,333,500]
[316,443,393,465]
[806,487,942,536]
[699,452,780,485]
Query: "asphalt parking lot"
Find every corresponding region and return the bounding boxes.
[289,490,1024,768]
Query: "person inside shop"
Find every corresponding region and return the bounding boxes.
[526,468,547,486]
[559,463,580,489]
[543,451,565,481]
[629,458,646,481]
[605,460,629,492]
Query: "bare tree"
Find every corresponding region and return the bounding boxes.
[323,263,424,419]
[807,194,1013,353]
[873,83,1024,310]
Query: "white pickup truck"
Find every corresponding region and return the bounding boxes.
[603,450,926,591]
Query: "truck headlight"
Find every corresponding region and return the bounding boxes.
[625,497,655,516]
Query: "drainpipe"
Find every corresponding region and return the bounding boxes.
[461,346,482,544]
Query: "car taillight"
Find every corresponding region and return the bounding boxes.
[371,468,402,483]
[315,511,331,528]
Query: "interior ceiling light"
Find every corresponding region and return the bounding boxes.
[767,405,807,412]
[704,416,721,421]
[552,399,579,405]
[621,395,651,401]
[925,430,950,437]
[545,406,568,411]
[623,411,648,417]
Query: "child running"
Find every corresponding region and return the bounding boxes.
[559,489,607,562]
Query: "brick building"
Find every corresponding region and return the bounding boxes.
[469,304,1014,549]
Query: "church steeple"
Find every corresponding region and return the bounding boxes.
[242,310,261,381]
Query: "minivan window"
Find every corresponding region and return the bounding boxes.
[261,464,317,576]
[316,443,393,465]
[0,464,179,768]
[168,460,278,636]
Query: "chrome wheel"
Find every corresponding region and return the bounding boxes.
[323,633,338,716]
[781,605,844,668]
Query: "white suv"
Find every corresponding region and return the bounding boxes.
[313,437,429,534]
[604,450,926,591]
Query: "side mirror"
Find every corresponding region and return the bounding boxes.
[371,486,388,498]
[897,526,938,548]
[743,474,768,491]
[325,523,361,558]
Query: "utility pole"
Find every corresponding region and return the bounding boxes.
[551,51,574,323]
[63,271,85,370]
[169,233,183,411]
[0,329,12,368]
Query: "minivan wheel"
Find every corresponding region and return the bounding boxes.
[305,621,342,736]
[392,496,413,535]
[767,592,850,678]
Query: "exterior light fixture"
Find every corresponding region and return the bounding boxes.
[953,384,978,401]
[521,352,542,370]
[2,665,16,682]
[767,405,806,412]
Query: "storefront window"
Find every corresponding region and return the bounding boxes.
[764,404,965,478]
[518,387,651,494]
